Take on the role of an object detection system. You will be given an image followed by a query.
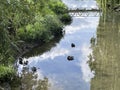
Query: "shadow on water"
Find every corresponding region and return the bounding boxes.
[89,11,120,90]
[23,35,63,58]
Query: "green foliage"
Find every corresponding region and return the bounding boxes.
[17,15,63,42]
[0,29,15,65]
[0,0,71,81]
[48,0,72,24]
[0,65,15,82]
[49,0,68,15]
[0,0,71,43]
[44,15,63,36]
[60,14,72,25]
[16,0,71,42]
[17,23,46,42]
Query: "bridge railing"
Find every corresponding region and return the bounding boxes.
[68,8,102,17]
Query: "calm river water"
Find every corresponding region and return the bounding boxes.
[16,0,100,90]
[1,0,120,89]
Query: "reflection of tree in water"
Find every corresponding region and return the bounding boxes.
[21,68,49,90]
[0,67,49,90]
[89,11,120,90]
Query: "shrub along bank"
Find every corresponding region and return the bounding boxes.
[0,0,72,82]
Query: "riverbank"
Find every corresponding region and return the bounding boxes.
[90,7,120,90]
[0,0,72,83]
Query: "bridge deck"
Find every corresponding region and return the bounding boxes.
[68,8,102,17]
[68,9,102,12]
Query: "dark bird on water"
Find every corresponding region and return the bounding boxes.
[31,66,37,72]
[71,43,75,47]
[67,56,74,61]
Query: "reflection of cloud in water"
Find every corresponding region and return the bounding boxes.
[79,44,95,82]
[65,17,99,34]
[48,77,64,90]
[17,65,63,90]
[22,46,69,66]
[17,45,69,77]
[40,47,69,60]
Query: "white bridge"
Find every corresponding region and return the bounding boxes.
[68,8,102,17]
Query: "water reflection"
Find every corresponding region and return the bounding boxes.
[16,16,99,90]
[80,44,95,82]
[0,68,49,90]
[0,0,101,89]
[64,17,99,35]
[62,0,98,9]
[14,0,100,90]
[90,11,120,90]
[20,69,49,90]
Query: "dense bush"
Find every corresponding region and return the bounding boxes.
[44,15,63,36]
[17,15,63,42]
[60,14,72,25]
[17,0,71,42]
[49,0,68,14]
[49,0,72,24]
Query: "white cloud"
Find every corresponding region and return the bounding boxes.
[78,44,95,82]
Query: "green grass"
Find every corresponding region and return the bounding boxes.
[0,65,15,82]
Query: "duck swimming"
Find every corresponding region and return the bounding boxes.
[71,43,75,47]
[67,56,74,61]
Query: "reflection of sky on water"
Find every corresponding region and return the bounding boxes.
[17,0,100,89]
[17,16,99,90]
[65,17,99,35]
[80,44,95,82]
[62,0,99,9]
